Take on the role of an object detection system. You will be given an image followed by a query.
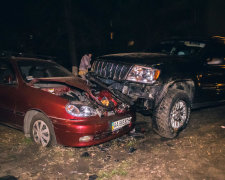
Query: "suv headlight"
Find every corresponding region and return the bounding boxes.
[126,65,160,84]
[65,102,97,117]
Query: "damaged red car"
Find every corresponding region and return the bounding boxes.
[0,56,135,147]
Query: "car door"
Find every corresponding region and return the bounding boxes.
[0,60,18,126]
[197,43,225,103]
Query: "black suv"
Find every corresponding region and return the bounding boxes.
[88,36,225,138]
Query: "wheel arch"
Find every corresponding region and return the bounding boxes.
[23,109,50,138]
[169,79,195,102]
[155,79,195,109]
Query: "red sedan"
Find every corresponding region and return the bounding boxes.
[0,56,135,147]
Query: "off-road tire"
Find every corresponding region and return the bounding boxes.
[153,89,191,138]
[30,113,57,147]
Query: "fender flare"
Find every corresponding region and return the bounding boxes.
[154,79,195,109]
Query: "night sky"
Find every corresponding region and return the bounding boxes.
[0,0,225,68]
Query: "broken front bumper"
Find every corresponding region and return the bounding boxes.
[51,112,135,147]
[118,82,164,111]
[92,76,165,111]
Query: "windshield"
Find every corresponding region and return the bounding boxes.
[151,40,206,56]
[17,60,73,82]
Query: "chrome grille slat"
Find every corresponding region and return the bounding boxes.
[115,65,123,79]
[100,61,104,76]
[119,66,125,80]
[96,61,101,74]
[113,64,119,79]
[104,62,108,77]
[110,63,116,79]
[102,61,107,77]
[121,65,131,79]
[109,63,113,78]
[92,60,132,80]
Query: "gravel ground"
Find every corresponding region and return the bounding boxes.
[0,105,225,180]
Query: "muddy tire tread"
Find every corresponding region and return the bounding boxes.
[153,89,191,138]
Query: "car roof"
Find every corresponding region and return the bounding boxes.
[0,56,53,63]
[160,36,225,44]
[0,51,55,62]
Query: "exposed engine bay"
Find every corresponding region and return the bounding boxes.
[29,79,130,117]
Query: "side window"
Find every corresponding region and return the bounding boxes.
[206,44,225,65]
[0,61,17,85]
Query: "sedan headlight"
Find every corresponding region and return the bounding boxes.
[65,102,97,117]
[126,65,160,84]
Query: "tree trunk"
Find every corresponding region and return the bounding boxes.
[64,0,78,75]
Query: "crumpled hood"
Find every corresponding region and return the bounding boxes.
[99,52,192,67]
[29,76,133,106]
[30,76,91,92]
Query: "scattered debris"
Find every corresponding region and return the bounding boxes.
[104,155,111,162]
[97,143,111,152]
[135,126,146,133]
[0,176,18,180]
[88,174,98,180]
[116,137,126,144]
[70,171,77,174]
[97,147,106,152]
[129,127,145,139]
[166,143,173,147]
[129,132,145,139]
[81,152,90,157]
[128,147,137,154]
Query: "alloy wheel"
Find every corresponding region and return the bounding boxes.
[170,100,187,130]
[32,120,50,146]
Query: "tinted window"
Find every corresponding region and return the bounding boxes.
[151,40,206,56]
[205,43,225,58]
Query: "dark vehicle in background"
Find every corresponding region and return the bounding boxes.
[89,36,225,138]
[0,56,134,147]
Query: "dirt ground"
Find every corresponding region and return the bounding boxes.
[0,105,225,180]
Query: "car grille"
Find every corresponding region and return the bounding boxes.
[91,60,132,80]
